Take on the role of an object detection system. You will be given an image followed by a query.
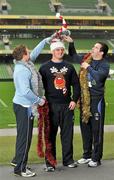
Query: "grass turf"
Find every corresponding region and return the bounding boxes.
[0,75,114,128]
[0,132,114,164]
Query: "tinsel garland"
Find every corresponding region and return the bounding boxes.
[79,53,92,123]
[37,100,57,167]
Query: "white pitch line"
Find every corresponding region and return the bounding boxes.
[106,102,114,104]
[107,40,114,48]
[0,99,8,107]
[8,124,16,127]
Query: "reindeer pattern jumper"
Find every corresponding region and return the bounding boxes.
[39,60,80,104]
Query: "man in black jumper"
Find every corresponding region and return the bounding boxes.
[64,36,109,167]
[39,39,80,171]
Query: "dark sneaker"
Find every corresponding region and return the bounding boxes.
[88,160,101,167]
[67,161,78,168]
[44,166,55,172]
[14,169,36,177]
[11,161,31,170]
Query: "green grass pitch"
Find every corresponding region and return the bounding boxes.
[0,64,114,128]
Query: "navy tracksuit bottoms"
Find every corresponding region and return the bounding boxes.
[80,97,105,162]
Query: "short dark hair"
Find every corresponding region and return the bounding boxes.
[97,42,109,58]
[12,45,27,61]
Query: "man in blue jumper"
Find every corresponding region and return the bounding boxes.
[64,36,109,167]
[11,37,50,177]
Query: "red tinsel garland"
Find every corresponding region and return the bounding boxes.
[37,100,57,167]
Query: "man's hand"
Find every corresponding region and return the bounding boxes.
[69,101,76,110]
[45,32,58,44]
[81,62,90,69]
[38,97,45,106]
[62,35,73,43]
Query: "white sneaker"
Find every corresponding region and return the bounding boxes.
[67,161,78,168]
[14,169,36,177]
[44,166,55,172]
[77,158,91,164]
[88,160,101,167]
[21,169,36,177]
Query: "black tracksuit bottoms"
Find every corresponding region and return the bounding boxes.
[80,97,105,162]
[13,103,34,173]
[46,103,74,166]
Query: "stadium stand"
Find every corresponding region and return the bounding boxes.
[0,0,114,81]
[1,0,113,16]
[7,0,54,15]
[0,63,13,80]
